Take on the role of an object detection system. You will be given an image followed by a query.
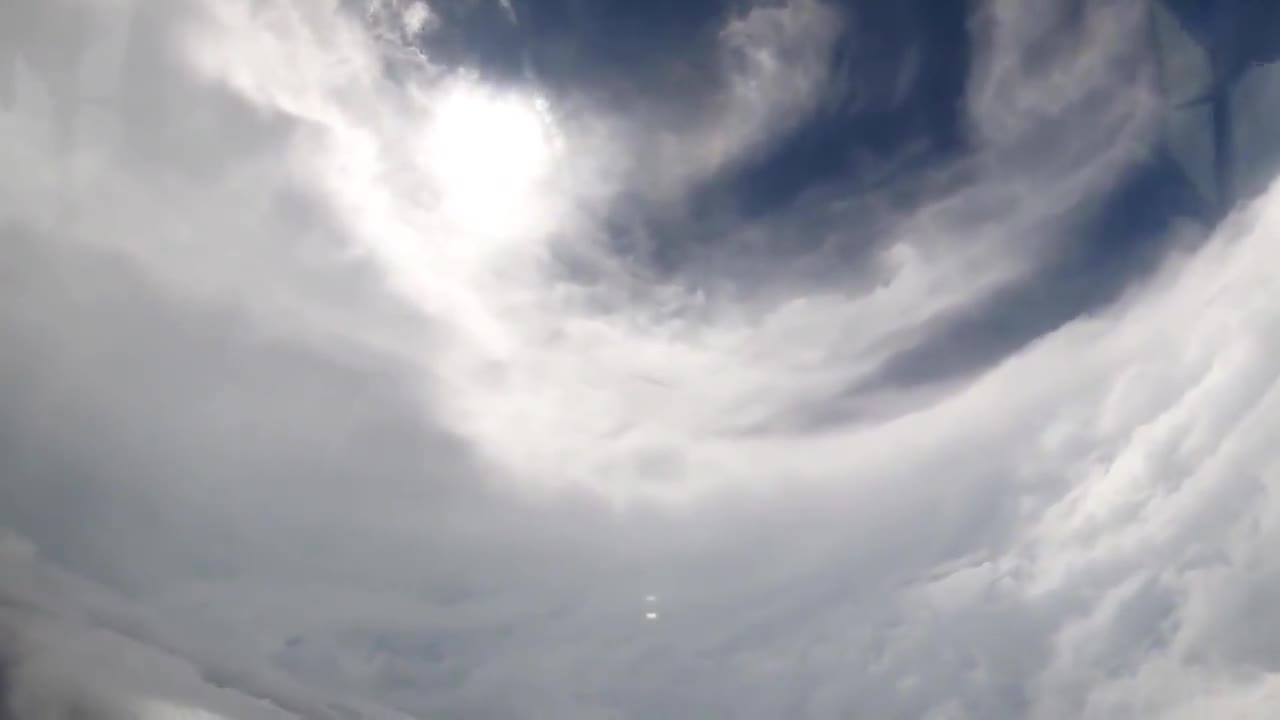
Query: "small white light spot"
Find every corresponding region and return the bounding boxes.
[645,611,659,620]
[645,595,658,604]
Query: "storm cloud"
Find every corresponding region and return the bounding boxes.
[4,0,1280,718]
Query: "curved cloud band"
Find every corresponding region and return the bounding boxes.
[3,0,1280,718]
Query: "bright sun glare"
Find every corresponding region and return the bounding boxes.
[423,82,557,239]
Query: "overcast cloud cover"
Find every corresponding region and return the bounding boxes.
[4,0,1280,717]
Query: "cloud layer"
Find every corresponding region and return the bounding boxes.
[4,0,1280,718]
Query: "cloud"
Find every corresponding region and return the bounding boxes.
[5,0,1280,718]
[0,531,416,720]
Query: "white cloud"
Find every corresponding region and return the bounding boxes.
[6,0,1280,717]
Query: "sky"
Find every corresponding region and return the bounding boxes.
[4,0,1280,718]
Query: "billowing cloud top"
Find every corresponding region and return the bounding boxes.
[4,0,1280,718]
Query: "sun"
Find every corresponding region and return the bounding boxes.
[421,80,558,239]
